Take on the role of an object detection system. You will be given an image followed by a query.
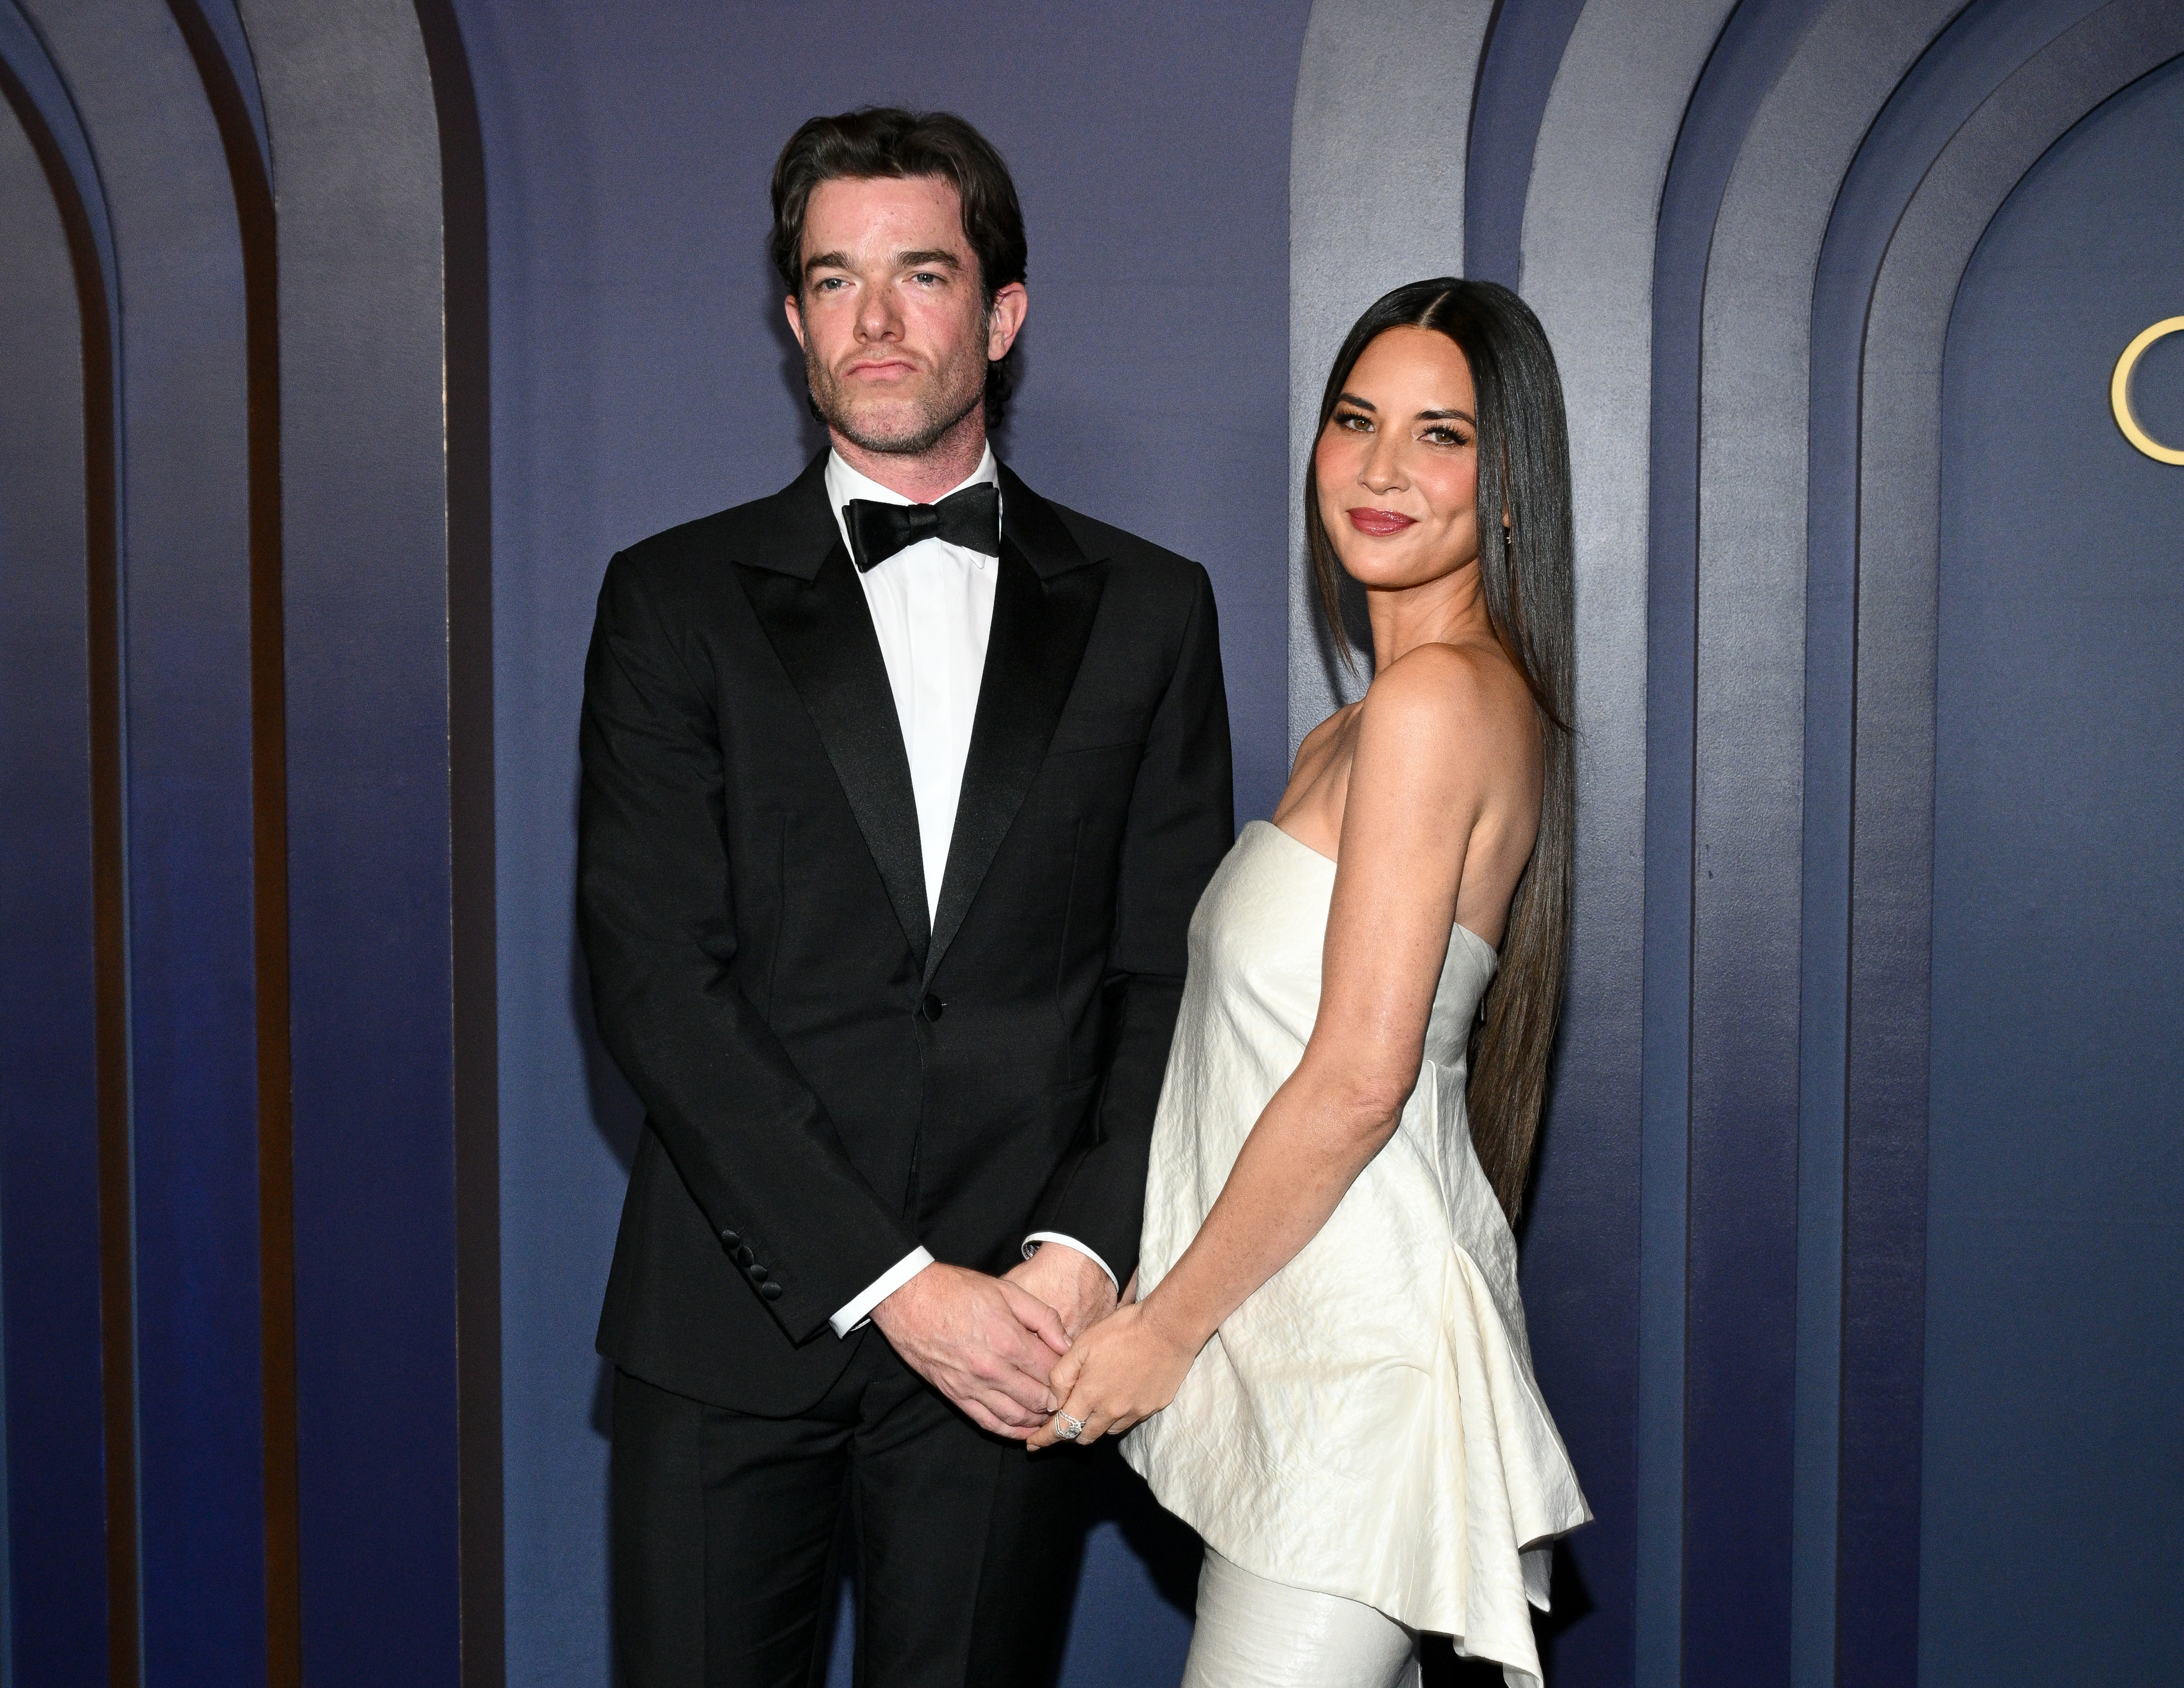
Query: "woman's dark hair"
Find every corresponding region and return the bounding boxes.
[770,108,1028,425]
[1307,278,1575,1221]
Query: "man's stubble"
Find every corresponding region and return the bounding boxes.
[803,308,992,459]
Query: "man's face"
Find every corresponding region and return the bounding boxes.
[786,174,1026,458]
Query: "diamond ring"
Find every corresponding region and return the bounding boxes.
[1055,1412,1085,1441]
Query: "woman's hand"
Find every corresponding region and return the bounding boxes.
[1025,1299,1197,1450]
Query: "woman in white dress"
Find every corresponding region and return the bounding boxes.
[1026,279,1589,1686]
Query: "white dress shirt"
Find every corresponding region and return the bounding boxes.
[822,449,1116,1336]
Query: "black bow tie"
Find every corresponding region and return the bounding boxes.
[844,483,1002,573]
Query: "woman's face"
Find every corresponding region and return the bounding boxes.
[1313,325,1483,591]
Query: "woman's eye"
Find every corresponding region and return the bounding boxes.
[1334,412,1372,433]
[1423,426,1470,447]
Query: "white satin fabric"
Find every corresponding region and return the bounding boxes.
[1184,1550,1420,1688]
[1124,822,1591,1688]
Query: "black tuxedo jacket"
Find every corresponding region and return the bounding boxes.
[581,454,1234,1414]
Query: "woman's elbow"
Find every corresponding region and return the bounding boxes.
[1315,1069,1416,1151]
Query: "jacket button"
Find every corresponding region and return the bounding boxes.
[719,1229,740,1249]
[759,1281,784,1301]
[747,1264,769,1284]
[922,993,945,1021]
[733,1244,754,1268]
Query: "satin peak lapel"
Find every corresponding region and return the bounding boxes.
[925,493,1107,987]
[737,544,931,964]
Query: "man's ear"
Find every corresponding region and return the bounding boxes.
[986,281,1028,360]
[784,292,806,350]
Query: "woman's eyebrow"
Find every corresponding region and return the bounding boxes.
[1416,408,1476,424]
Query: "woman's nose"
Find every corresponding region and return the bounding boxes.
[1359,439,1405,494]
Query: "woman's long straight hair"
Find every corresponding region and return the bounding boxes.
[1306,278,1575,1221]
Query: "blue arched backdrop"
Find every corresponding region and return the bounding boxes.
[1926,57,2184,1679]
[0,4,2180,1687]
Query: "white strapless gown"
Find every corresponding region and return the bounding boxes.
[1124,821,1590,1687]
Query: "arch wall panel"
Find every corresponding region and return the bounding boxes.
[1639,4,1837,1680]
[13,0,270,1677]
[1286,0,1493,745]
[1850,8,2184,1677]
[0,0,491,1681]
[1689,8,1961,1683]
[235,0,489,1677]
[1767,0,2092,1667]
[0,50,114,1686]
[1510,5,1737,1682]
[1803,3,2128,1680]
[1925,54,2184,1684]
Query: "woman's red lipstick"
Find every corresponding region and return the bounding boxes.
[1346,506,1417,537]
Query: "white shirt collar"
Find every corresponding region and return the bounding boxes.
[826,445,1000,559]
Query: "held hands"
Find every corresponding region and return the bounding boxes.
[871,1263,1070,1440]
[1024,1298,1197,1450]
[1004,1242,1119,1343]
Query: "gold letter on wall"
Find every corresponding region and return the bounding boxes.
[2111,317,2184,464]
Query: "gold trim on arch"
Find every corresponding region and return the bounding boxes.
[2111,316,2184,464]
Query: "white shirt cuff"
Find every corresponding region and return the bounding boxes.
[830,1246,934,1337]
[1022,1232,1119,1291]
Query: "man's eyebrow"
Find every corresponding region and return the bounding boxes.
[804,248,964,278]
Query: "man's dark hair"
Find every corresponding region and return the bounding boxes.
[770,108,1028,425]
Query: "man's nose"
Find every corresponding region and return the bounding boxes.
[856,288,901,341]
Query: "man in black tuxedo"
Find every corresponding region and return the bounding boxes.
[580,108,1233,1686]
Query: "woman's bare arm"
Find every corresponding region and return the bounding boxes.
[1028,643,1530,1447]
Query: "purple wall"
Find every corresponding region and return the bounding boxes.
[452,3,1308,1678]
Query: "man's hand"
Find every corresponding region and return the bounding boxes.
[870,1263,1071,1439]
[1025,1298,1196,1450]
[1005,1243,1119,1343]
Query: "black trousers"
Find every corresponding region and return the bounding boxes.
[610,1335,1087,1688]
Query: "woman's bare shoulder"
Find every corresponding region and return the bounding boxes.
[1356,639,1533,758]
